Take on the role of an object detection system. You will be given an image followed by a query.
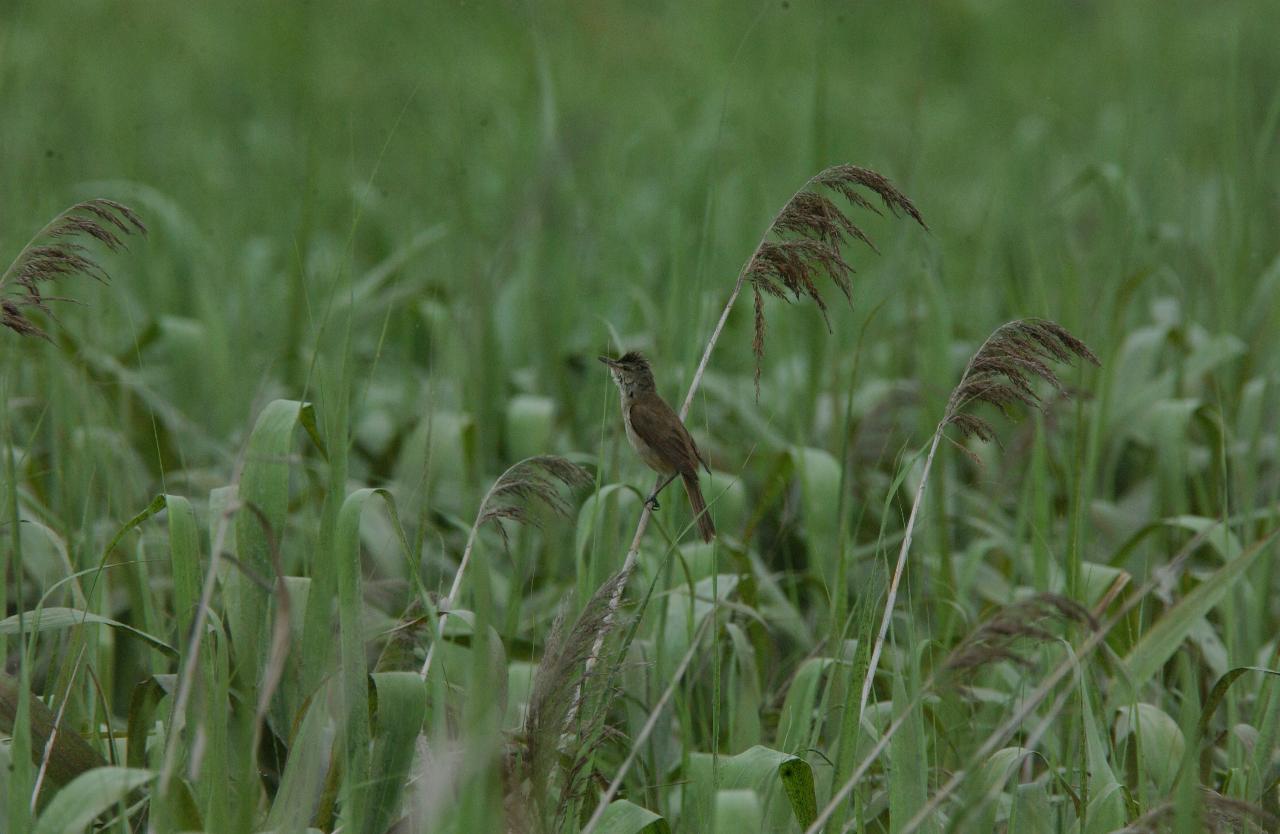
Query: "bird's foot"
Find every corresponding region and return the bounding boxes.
[644,495,661,512]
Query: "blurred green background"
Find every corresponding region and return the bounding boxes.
[3,1,1280,830]
[5,0,1276,458]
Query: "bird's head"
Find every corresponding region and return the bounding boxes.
[598,351,656,395]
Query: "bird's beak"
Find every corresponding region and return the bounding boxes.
[598,355,617,367]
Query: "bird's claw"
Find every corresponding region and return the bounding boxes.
[644,496,661,512]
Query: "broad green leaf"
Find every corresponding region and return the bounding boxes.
[1116,703,1184,792]
[659,574,738,682]
[264,691,332,834]
[789,447,842,590]
[165,494,202,652]
[889,673,930,834]
[776,657,833,753]
[33,767,155,834]
[1184,330,1245,383]
[365,671,428,834]
[334,488,403,833]
[687,745,817,831]
[1079,686,1124,834]
[963,746,1036,832]
[1074,562,1129,609]
[231,399,319,699]
[1008,782,1055,834]
[714,789,762,834]
[324,486,417,833]
[724,622,762,751]
[575,483,641,598]
[1079,783,1126,834]
[504,660,536,730]
[597,798,670,834]
[392,410,475,515]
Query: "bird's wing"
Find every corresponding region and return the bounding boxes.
[628,396,702,475]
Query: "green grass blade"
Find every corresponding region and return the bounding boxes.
[0,607,175,656]
[597,799,671,834]
[1117,530,1278,701]
[230,399,318,701]
[365,671,428,834]
[32,766,154,834]
[333,487,408,833]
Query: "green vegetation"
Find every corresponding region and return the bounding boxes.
[3,1,1280,831]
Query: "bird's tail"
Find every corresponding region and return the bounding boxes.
[682,473,716,543]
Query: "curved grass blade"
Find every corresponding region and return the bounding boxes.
[31,766,154,834]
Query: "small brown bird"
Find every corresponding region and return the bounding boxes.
[599,352,716,542]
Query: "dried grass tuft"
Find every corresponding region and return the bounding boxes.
[744,164,926,395]
[521,570,628,831]
[477,455,592,548]
[944,318,1099,447]
[1,199,146,340]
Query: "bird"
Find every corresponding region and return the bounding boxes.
[599,352,715,542]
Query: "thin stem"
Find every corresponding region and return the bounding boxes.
[159,495,238,793]
[418,479,499,681]
[856,427,943,728]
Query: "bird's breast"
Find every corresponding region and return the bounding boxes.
[622,402,674,474]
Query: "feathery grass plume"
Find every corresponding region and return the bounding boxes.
[520,570,627,831]
[744,164,926,395]
[943,593,1097,674]
[1,199,146,339]
[943,318,1100,446]
[477,455,593,549]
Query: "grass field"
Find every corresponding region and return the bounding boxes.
[3,1,1280,832]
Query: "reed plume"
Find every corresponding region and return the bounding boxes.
[475,454,593,549]
[943,318,1100,445]
[744,164,926,394]
[942,593,1097,674]
[1,199,146,340]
